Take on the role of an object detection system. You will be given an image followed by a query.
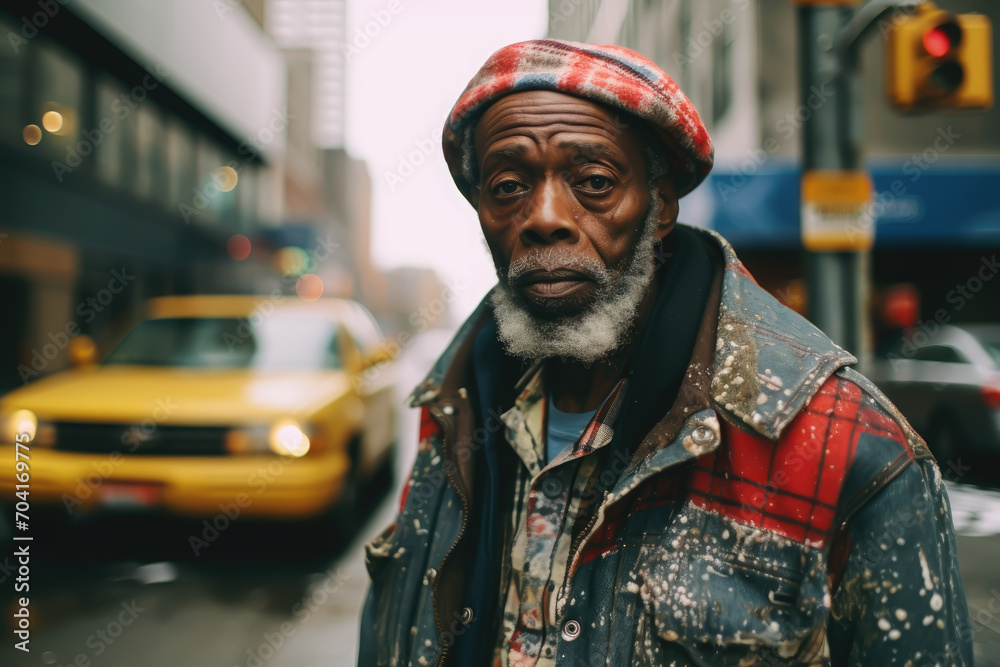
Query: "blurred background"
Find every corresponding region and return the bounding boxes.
[0,0,998,664]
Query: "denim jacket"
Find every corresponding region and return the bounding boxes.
[358,225,972,667]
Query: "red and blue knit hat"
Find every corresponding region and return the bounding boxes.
[442,39,714,204]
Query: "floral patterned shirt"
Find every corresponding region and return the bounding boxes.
[493,361,628,667]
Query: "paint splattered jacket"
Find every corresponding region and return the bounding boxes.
[358,225,972,667]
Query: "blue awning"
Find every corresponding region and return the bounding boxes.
[701,163,1000,249]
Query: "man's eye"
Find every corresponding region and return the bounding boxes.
[579,176,611,191]
[493,181,523,196]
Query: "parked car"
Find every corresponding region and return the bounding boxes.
[872,324,1000,465]
[0,295,397,532]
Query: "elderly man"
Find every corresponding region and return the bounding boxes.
[359,40,971,666]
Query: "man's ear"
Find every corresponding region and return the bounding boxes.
[652,177,680,242]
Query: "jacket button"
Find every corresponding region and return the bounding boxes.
[691,425,715,446]
[459,607,474,624]
[561,619,581,641]
[441,405,455,415]
[541,477,563,498]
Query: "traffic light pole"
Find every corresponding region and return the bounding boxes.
[798,3,870,372]
[796,0,921,375]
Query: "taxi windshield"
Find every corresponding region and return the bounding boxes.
[104,316,341,370]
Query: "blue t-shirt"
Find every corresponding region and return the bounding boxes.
[546,396,598,464]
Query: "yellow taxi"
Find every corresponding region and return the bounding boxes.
[0,294,397,522]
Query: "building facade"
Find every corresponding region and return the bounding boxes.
[0,0,287,391]
[548,0,1000,328]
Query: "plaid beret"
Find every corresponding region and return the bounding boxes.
[442,39,714,204]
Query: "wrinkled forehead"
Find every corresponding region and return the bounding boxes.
[472,90,648,169]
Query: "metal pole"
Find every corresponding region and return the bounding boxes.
[798,4,872,373]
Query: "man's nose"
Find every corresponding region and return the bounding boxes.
[518,177,578,246]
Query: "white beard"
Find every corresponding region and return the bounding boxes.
[490,206,660,365]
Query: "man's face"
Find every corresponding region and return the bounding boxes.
[472,90,678,362]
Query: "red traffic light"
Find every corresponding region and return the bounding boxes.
[886,6,993,113]
[923,22,962,57]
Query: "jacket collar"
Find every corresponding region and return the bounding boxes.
[407,224,856,442]
[406,294,495,407]
[700,225,856,439]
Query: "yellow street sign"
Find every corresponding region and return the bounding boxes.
[801,170,874,251]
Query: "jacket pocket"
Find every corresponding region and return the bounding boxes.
[631,504,829,666]
[363,522,414,665]
[364,522,401,579]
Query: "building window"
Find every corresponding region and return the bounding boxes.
[135,101,167,204]
[165,118,197,210]
[712,19,735,126]
[31,42,84,163]
[0,14,26,146]
[236,165,257,230]
[94,76,125,187]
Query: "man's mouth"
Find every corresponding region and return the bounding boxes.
[516,268,595,301]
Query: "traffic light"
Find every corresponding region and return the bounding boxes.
[886,2,993,113]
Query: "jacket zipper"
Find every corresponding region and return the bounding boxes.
[561,416,712,592]
[430,404,469,667]
[559,489,609,607]
[561,460,659,603]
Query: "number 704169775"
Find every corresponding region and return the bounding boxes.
[14,434,30,528]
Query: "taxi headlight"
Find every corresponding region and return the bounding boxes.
[2,409,37,443]
[225,421,311,457]
[268,420,310,457]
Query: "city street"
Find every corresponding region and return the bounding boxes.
[1,0,998,665]
[3,388,1000,666]
[0,500,396,667]
[2,326,1000,666]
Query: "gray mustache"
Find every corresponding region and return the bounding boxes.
[504,248,612,287]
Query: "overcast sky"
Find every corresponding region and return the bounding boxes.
[344,0,549,325]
